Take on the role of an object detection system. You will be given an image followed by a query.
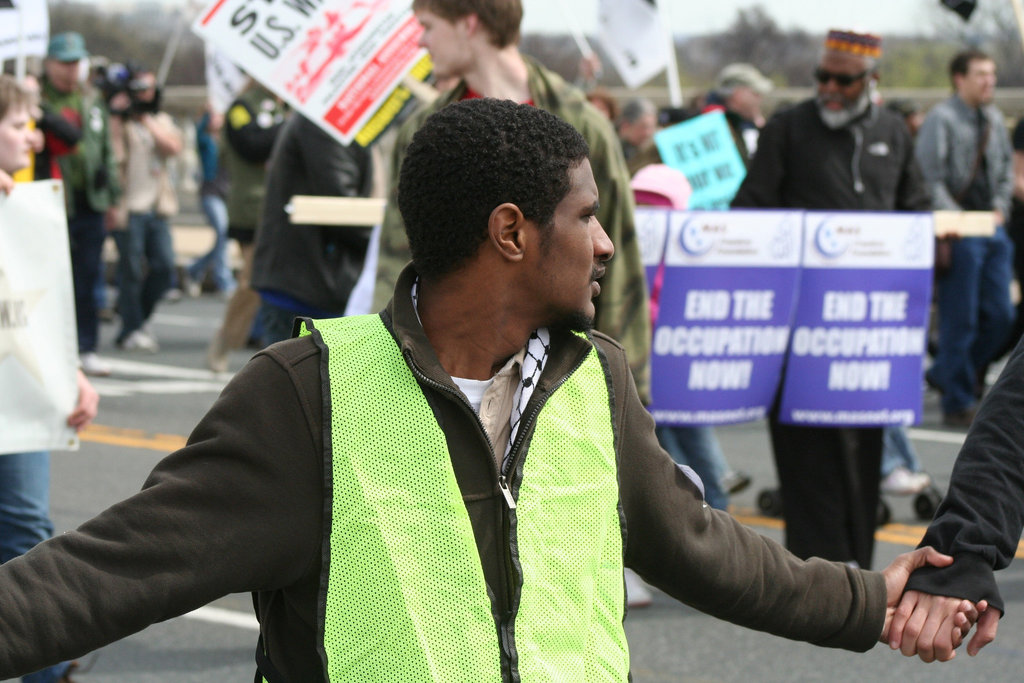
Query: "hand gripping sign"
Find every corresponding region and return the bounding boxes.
[777,212,934,427]
[642,209,803,426]
[194,0,430,146]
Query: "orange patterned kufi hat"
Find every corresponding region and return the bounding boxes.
[824,29,883,58]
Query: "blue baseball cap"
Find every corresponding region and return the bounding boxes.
[47,32,88,62]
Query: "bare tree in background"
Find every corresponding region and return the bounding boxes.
[929,0,1024,87]
[680,5,817,89]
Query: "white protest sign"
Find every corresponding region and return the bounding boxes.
[0,1,48,63]
[204,44,247,113]
[194,0,428,145]
[0,181,79,454]
[597,0,668,89]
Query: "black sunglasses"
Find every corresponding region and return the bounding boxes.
[813,67,870,87]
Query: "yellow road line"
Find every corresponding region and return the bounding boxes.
[76,433,1024,560]
[733,507,1024,559]
[80,424,186,453]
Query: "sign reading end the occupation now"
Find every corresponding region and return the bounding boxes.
[194,0,426,146]
[777,212,934,427]
[646,209,802,426]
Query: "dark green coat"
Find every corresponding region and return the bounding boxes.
[41,79,120,217]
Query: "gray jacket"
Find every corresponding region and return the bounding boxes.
[914,94,1013,219]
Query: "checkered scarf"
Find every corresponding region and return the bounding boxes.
[411,281,550,467]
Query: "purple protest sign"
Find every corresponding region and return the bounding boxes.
[777,212,934,426]
[646,209,803,425]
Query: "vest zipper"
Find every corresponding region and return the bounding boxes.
[497,476,516,509]
[405,344,590,683]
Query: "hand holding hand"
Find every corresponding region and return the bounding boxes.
[967,604,1000,656]
[888,590,985,662]
[879,547,954,645]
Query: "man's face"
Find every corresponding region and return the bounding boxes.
[727,85,763,122]
[416,9,474,81]
[618,112,656,148]
[0,104,34,175]
[529,160,614,329]
[44,58,80,94]
[955,58,996,107]
[815,51,871,113]
[132,72,158,104]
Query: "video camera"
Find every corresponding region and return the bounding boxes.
[93,62,161,117]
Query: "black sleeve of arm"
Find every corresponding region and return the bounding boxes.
[226,101,284,164]
[38,107,82,146]
[895,126,932,212]
[731,112,787,208]
[0,342,324,679]
[1013,118,1024,152]
[905,336,1024,613]
[295,115,373,200]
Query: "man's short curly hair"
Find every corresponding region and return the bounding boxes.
[399,98,590,280]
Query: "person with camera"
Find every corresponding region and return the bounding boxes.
[41,32,121,377]
[107,67,183,352]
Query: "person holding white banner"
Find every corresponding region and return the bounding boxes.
[731,29,931,571]
[0,74,99,683]
[372,0,652,404]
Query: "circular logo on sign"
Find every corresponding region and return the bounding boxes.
[678,218,714,256]
[903,216,931,263]
[814,221,848,258]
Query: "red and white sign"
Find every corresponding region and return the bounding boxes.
[194,0,426,145]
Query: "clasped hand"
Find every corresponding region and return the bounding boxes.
[880,547,994,662]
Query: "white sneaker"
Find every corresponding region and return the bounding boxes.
[181,272,202,298]
[624,568,652,608]
[79,352,111,377]
[881,467,931,495]
[119,329,159,353]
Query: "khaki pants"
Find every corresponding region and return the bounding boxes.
[207,242,260,371]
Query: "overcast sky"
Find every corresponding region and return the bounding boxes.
[108,0,944,38]
[520,0,934,37]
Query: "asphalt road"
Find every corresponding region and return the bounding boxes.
[14,293,1024,682]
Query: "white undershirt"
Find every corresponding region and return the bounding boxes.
[453,376,494,414]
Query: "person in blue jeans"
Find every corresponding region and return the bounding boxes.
[0,73,101,683]
[914,49,1016,428]
[109,68,183,352]
[880,425,931,495]
[184,103,234,297]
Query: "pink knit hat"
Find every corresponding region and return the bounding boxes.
[630,164,692,210]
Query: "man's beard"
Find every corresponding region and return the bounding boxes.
[547,266,600,334]
[550,311,595,334]
[816,86,872,129]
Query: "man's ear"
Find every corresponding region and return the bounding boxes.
[489,203,530,263]
[457,12,480,37]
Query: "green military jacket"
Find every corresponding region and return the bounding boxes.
[41,78,121,217]
[221,84,287,232]
[371,57,651,401]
